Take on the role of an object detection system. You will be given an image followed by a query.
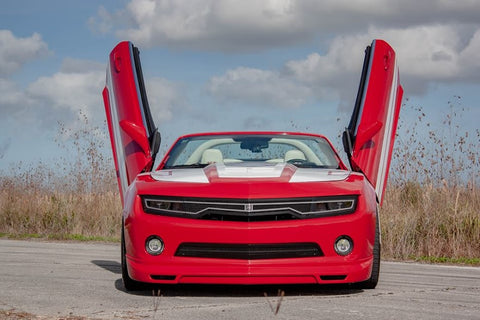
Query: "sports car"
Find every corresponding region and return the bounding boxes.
[102,39,403,290]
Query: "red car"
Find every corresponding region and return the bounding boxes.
[102,40,403,290]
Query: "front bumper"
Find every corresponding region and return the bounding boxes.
[124,195,376,285]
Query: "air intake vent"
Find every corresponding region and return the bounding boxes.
[320,275,347,281]
[175,242,323,260]
[150,275,176,281]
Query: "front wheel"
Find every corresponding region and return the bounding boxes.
[355,213,380,289]
[121,224,145,291]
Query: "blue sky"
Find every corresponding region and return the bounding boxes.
[1,0,479,172]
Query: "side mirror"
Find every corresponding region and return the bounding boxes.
[150,129,161,159]
[342,128,353,156]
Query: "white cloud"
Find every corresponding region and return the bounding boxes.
[27,61,105,119]
[459,29,480,78]
[0,78,30,110]
[88,6,116,34]
[0,56,182,132]
[88,0,480,111]
[288,25,480,93]
[0,59,105,129]
[0,30,50,77]
[145,77,184,123]
[208,67,312,108]
[90,0,312,50]
[91,0,480,51]
[208,24,480,111]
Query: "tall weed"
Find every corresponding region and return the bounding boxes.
[382,98,479,261]
[0,114,120,239]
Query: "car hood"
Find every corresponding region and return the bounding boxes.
[150,163,350,184]
[131,163,371,200]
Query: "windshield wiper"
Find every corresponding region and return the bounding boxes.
[164,163,208,169]
[294,163,339,169]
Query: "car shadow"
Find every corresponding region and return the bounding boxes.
[92,260,364,297]
[91,260,121,274]
[121,282,363,297]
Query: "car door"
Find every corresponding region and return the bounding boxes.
[102,41,160,204]
[343,39,403,205]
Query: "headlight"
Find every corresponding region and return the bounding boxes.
[309,197,357,215]
[143,198,185,214]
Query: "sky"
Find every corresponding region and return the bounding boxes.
[1,0,479,172]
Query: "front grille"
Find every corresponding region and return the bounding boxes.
[142,195,357,221]
[175,242,323,260]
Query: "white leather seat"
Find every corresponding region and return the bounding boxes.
[284,150,306,162]
[200,149,224,164]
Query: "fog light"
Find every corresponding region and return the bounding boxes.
[146,236,164,255]
[334,236,353,256]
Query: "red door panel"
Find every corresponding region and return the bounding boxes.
[103,41,160,204]
[343,40,403,205]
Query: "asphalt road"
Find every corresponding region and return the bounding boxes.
[0,239,479,320]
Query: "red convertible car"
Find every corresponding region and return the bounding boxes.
[102,40,402,290]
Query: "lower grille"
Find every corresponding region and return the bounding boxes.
[175,242,323,260]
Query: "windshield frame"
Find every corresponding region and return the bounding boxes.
[158,132,346,170]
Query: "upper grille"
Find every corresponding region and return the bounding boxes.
[142,195,357,221]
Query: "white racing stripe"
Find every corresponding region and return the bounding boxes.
[290,169,350,182]
[150,164,350,183]
[215,163,285,178]
[106,64,128,198]
[375,60,399,201]
[151,169,209,183]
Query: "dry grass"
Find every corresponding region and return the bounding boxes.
[0,178,120,239]
[0,114,121,240]
[0,102,479,264]
[381,99,480,262]
[381,182,479,261]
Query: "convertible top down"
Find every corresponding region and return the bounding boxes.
[102,40,403,290]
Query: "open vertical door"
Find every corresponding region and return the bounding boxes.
[102,41,160,205]
[343,40,403,205]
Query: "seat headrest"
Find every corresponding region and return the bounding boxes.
[284,150,306,162]
[200,149,224,164]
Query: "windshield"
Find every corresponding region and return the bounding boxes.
[162,134,341,169]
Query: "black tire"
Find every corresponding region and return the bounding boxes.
[121,224,144,291]
[355,212,381,289]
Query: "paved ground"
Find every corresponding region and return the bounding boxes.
[0,239,479,319]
